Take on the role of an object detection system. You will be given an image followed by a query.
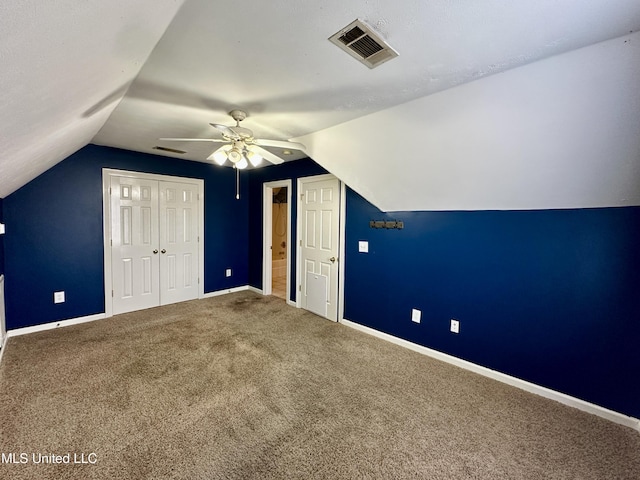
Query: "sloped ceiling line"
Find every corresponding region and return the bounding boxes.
[2,1,640,211]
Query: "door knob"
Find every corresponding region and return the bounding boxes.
[153,249,158,254]
[161,249,167,254]
[329,256,336,263]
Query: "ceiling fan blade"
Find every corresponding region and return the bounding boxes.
[248,145,284,165]
[253,139,306,151]
[210,123,240,139]
[160,137,227,143]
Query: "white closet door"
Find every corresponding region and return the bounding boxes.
[110,176,160,315]
[158,180,199,305]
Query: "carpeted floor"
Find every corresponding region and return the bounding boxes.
[0,291,638,479]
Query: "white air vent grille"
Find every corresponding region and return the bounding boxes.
[329,19,398,69]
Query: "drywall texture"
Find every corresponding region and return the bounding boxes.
[298,32,640,211]
[0,0,184,198]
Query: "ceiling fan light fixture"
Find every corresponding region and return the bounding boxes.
[236,157,248,170]
[247,151,262,167]
[227,148,243,164]
[211,149,228,165]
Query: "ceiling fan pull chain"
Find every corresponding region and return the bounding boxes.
[236,166,240,200]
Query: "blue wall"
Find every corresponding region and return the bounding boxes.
[344,188,640,418]
[3,147,639,419]
[4,145,248,329]
[247,159,327,301]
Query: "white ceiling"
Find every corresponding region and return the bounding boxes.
[2,1,640,209]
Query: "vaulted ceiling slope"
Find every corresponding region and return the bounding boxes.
[2,1,640,210]
[296,31,640,211]
[0,0,185,198]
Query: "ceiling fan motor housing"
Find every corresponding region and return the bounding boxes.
[229,109,247,122]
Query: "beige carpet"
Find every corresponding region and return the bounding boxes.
[0,291,638,479]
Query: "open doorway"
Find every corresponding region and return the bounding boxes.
[271,187,288,299]
[263,180,292,302]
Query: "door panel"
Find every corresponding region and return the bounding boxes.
[111,176,160,314]
[159,181,199,305]
[300,177,340,321]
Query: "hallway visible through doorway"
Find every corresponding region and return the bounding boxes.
[271,186,288,299]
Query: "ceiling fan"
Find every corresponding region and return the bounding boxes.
[160,109,306,170]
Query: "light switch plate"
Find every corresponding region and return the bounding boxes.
[0,223,5,235]
[358,241,369,253]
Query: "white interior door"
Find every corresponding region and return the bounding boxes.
[109,175,200,315]
[159,181,199,305]
[110,176,160,315]
[299,176,340,321]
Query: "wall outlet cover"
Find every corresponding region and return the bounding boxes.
[411,308,421,323]
[450,319,460,333]
[225,269,232,277]
[358,241,369,253]
[54,291,65,304]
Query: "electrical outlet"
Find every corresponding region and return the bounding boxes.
[225,269,232,277]
[450,319,460,334]
[358,241,369,253]
[411,309,421,323]
[54,291,65,304]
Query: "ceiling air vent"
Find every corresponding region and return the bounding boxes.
[153,146,186,155]
[329,19,398,69]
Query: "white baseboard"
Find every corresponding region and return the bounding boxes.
[248,286,263,295]
[203,285,252,298]
[340,318,640,433]
[0,286,265,367]
[8,313,107,338]
[7,286,255,338]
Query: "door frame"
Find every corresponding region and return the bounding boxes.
[102,168,205,318]
[262,179,292,303]
[296,174,346,322]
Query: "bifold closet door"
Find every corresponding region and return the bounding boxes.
[110,176,199,315]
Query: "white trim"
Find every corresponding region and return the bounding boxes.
[3,286,258,341]
[340,318,640,433]
[248,286,263,295]
[296,174,343,321]
[202,285,252,298]
[262,180,292,301]
[102,169,205,318]
[102,172,112,317]
[8,313,107,337]
[338,182,346,323]
[0,336,7,366]
[0,274,5,354]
